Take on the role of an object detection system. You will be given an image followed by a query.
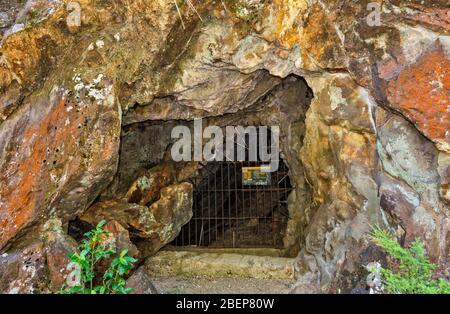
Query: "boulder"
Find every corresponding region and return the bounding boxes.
[103,220,139,259]
[0,239,47,294]
[93,220,140,276]
[80,200,150,234]
[138,182,194,255]
[125,266,158,294]
[125,163,176,206]
[0,219,77,294]
[81,182,193,256]
[0,76,120,251]
[42,219,79,292]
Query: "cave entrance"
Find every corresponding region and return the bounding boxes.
[110,74,312,257]
[172,128,293,249]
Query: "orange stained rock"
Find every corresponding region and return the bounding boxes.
[386,41,450,152]
[0,85,119,249]
[255,0,304,48]
[0,95,79,248]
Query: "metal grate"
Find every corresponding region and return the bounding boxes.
[172,128,293,248]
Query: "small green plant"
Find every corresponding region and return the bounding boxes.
[369,227,450,294]
[58,220,137,294]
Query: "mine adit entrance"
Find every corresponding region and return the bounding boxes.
[172,127,293,249]
[80,74,314,258]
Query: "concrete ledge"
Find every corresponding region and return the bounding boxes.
[163,246,288,257]
[145,251,295,280]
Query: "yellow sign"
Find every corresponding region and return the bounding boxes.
[242,166,271,185]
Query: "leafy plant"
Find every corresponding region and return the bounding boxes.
[369,227,450,294]
[58,220,137,294]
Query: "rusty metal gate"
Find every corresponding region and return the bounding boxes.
[173,128,293,248]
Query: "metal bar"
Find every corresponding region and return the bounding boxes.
[195,176,198,246]
[274,158,280,246]
[214,164,217,245]
[240,161,245,247]
[282,161,289,247]
[208,166,211,246]
[188,202,191,246]
[234,161,238,248]
[221,162,225,245]
[199,223,204,246]
[255,160,259,240]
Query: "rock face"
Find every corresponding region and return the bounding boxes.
[0,0,449,293]
[102,220,139,260]
[0,80,120,250]
[0,239,48,294]
[81,182,193,256]
[125,266,158,294]
[125,163,176,206]
[0,219,77,293]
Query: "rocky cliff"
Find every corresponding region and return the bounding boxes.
[0,0,448,293]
